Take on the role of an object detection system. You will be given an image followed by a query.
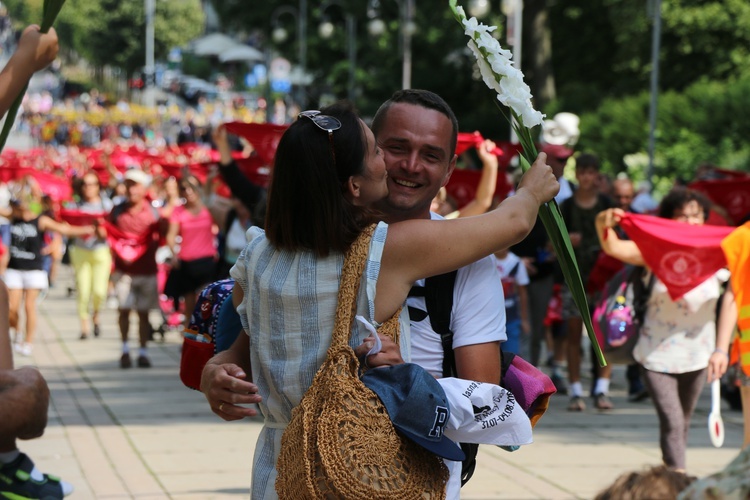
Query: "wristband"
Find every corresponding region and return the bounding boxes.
[713,348,729,358]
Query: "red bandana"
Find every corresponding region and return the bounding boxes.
[619,213,734,300]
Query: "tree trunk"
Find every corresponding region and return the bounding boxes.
[525,0,555,112]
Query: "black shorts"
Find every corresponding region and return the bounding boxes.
[164,257,216,298]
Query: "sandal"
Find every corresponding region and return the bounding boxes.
[0,452,74,499]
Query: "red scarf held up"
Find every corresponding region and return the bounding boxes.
[690,177,750,225]
[58,208,108,226]
[101,220,158,264]
[618,213,734,300]
[223,122,288,166]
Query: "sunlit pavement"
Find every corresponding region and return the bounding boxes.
[15,265,744,499]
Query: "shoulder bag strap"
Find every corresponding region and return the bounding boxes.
[329,224,378,351]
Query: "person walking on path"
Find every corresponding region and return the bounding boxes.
[67,172,113,340]
[595,187,734,470]
[107,169,166,369]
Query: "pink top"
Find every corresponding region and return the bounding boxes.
[170,205,217,261]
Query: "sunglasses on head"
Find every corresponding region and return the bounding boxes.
[298,110,342,167]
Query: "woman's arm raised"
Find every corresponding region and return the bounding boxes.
[375,153,558,323]
[594,208,646,266]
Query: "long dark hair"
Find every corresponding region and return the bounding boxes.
[264,101,375,256]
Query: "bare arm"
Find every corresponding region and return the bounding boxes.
[708,284,737,382]
[200,324,259,421]
[0,26,58,117]
[594,208,646,266]
[38,215,94,238]
[200,283,259,420]
[457,138,498,218]
[0,281,11,370]
[376,153,558,323]
[455,341,502,384]
[212,125,234,166]
[165,220,180,258]
[0,366,50,442]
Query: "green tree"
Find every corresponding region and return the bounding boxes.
[77,0,204,78]
[4,0,204,79]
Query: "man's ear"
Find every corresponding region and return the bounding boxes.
[441,154,458,188]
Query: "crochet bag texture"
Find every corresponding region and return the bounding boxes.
[275,225,449,499]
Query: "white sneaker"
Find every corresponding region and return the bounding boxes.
[15,342,33,357]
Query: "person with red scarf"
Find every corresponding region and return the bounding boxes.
[595,187,734,471]
[106,169,167,369]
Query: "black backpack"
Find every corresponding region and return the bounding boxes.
[408,270,480,486]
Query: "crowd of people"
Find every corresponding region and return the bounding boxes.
[1,21,749,500]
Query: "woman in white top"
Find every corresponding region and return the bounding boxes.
[595,187,734,470]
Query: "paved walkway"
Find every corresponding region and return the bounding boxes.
[14,267,746,499]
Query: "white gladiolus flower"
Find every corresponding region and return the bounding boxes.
[457,8,544,128]
[468,40,503,94]
[449,0,606,369]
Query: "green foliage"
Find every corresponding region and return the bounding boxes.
[181,52,213,81]
[19,0,204,77]
[75,0,204,76]
[577,74,750,195]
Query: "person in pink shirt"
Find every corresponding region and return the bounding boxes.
[165,174,218,328]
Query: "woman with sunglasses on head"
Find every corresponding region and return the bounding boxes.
[68,172,113,340]
[165,174,219,329]
[200,102,558,498]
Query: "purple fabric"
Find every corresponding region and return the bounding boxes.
[504,355,556,427]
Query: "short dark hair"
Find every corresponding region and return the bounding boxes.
[264,101,374,257]
[657,186,711,220]
[371,89,459,158]
[575,153,600,171]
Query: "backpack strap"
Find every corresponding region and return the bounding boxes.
[408,270,458,377]
[407,269,480,486]
[629,266,656,326]
[508,261,520,279]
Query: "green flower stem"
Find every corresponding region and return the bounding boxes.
[513,118,606,367]
[0,0,66,153]
[450,0,606,366]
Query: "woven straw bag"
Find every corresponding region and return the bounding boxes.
[276,225,449,499]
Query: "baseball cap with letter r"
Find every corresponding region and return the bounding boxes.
[361,363,466,461]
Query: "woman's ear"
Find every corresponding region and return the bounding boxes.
[345,175,361,201]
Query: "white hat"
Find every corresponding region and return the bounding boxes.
[124,169,151,187]
[437,378,533,447]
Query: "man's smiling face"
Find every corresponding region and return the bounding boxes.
[374,102,456,222]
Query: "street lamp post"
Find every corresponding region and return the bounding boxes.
[367,0,415,90]
[144,0,156,108]
[319,1,357,101]
[502,0,523,145]
[466,1,524,146]
[270,2,308,110]
[646,0,662,185]
[402,0,414,90]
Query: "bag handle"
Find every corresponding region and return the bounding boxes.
[328,224,377,350]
